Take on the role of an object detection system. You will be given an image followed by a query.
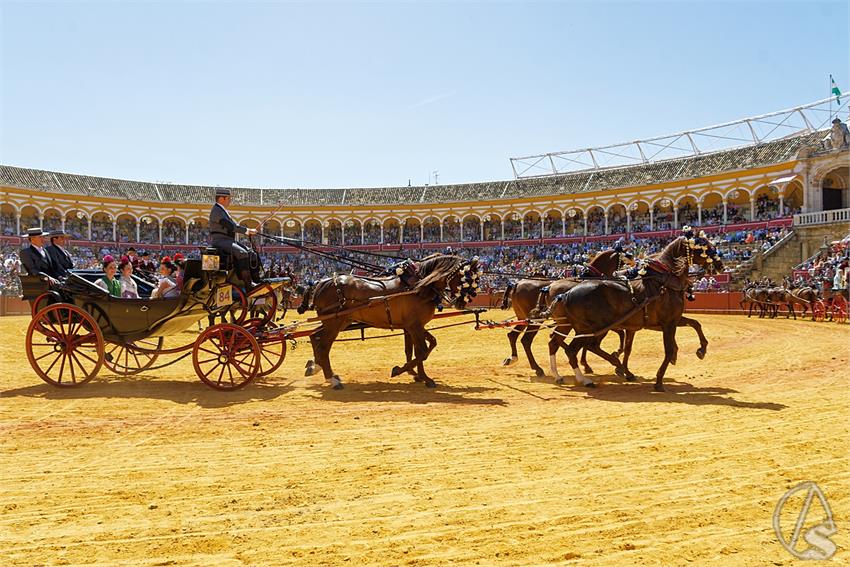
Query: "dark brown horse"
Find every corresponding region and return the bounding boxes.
[302,254,479,389]
[501,249,631,376]
[546,235,720,391]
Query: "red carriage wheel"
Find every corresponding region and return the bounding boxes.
[255,336,287,378]
[833,297,848,324]
[193,323,260,390]
[812,300,826,322]
[230,286,248,325]
[103,337,164,376]
[247,287,279,327]
[26,303,105,387]
[30,291,59,318]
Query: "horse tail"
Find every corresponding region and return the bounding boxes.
[297,283,315,314]
[500,282,515,310]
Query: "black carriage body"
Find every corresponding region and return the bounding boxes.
[24,259,232,343]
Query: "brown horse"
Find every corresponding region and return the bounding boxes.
[302,254,479,389]
[501,249,631,376]
[787,285,819,318]
[546,235,719,391]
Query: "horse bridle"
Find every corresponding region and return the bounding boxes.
[443,258,483,306]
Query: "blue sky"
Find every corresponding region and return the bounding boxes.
[1,1,848,189]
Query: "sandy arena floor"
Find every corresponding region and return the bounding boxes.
[1,313,848,566]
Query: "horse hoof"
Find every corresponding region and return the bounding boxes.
[615,366,625,378]
[502,356,517,366]
[696,348,706,360]
[331,375,344,390]
[584,382,596,389]
[625,375,637,382]
[583,366,594,375]
[653,384,665,392]
[413,374,423,383]
[390,366,403,377]
[535,368,545,378]
[554,377,564,385]
[304,361,317,377]
[424,379,436,388]
[332,383,344,390]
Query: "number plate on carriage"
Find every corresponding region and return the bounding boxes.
[216,285,232,308]
[202,254,220,271]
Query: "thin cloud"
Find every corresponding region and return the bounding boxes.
[407,90,457,110]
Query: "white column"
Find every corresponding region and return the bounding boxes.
[87,217,92,240]
[583,216,587,236]
[604,215,609,234]
[439,222,444,242]
[626,213,631,234]
[723,201,728,224]
[480,221,484,241]
[112,220,117,241]
[135,221,140,242]
[380,224,384,244]
[749,199,755,221]
[520,219,524,239]
[341,223,345,245]
[561,216,566,236]
[673,207,679,229]
[649,209,654,231]
[697,203,702,225]
[400,221,405,244]
[500,219,504,240]
[184,224,189,244]
[158,222,162,244]
[301,224,305,241]
[779,194,785,217]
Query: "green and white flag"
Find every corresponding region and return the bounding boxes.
[831,74,841,104]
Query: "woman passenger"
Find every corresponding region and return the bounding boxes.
[118,256,139,298]
[151,257,180,299]
[95,255,121,297]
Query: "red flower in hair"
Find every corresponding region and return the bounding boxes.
[103,254,115,264]
[174,253,185,260]
[161,256,171,263]
[120,255,130,264]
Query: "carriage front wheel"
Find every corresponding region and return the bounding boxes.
[26,303,105,387]
[193,323,260,390]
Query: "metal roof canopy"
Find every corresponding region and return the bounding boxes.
[509,96,850,179]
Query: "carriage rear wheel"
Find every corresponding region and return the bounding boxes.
[26,303,105,387]
[193,323,260,390]
[248,287,279,327]
[103,337,164,376]
[832,296,848,324]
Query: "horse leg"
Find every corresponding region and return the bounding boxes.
[520,324,545,377]
[407,326,436,388]
[565,337,596,388]
[620,330,637,381]
[579,345,594,375]
[503,325,523,366]
[614,329,626,357]
[308,320,345,389]
[406,331,437,382]
[654,323,678,392]
[787,303,795,320]
[547,331,567,383]
[584,337,627,379]
[402,330,418,378]
[678,316,708,359]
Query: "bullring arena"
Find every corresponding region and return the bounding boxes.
[2,91,850,567]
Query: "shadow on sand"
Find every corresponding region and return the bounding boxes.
[555,374,787,410]
[0,374,296,408]
[307,380,507,406]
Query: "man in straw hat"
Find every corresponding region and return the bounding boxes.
[46,229,74,278]
[209,187,259,288]
[20,227,61,284]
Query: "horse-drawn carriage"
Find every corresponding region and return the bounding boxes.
[21,248,291,391]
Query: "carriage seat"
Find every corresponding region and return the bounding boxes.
[18,274,51,301]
